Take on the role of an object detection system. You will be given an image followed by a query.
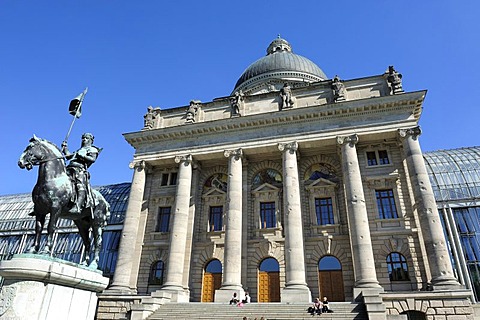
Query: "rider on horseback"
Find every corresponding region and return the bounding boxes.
[61,133,101,215]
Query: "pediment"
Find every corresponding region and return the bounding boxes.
[307,178,337,188]
[253,183,280,193]
[203,187,226,197]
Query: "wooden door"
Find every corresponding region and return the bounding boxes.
[269,271,280,302]
[202,273,214,302]
[258,271,280,302]
[202,272,222,302]
[319,270,344,301]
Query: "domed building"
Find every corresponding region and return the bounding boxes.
[2,37,476,319]
[94,37,476,319]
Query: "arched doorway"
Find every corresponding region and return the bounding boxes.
[318,256,344,301]
[258,257,280,302]
[201,259,222,302]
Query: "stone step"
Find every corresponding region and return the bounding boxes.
[147,302,368,320]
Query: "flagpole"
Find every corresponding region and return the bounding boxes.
[63,87,88,144]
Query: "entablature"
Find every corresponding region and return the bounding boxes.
[125,90,426,155]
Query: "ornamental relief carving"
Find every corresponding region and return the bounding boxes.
[152,196,175,206]
[0,286,15,316]
[365,175,399,189]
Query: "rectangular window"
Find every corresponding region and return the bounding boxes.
[366,150,390,166]
[260,202,276,228]
[315,198,334,225]
[161,174,169,186]
[170,172,178,185]
[156,207,171,232]
[366,151,378,166]
[209,206,223,232]
[378,150,390,165]
[160,172,178,186]
[375,189,398,219]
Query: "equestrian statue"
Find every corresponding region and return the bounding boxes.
[17,89,110,269]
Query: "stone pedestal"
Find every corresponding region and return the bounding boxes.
[0,254,109,320]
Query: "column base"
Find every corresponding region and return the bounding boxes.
[281,286,312,304]
[158,285,190,302]
[214,287,245,303]
[430,276,463,291]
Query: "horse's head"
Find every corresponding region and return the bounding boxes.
[18,135,45,170]
[18,135,64,171]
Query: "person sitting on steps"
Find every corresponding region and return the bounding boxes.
[229,292,239,305]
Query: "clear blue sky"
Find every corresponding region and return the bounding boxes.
[1,1,479,195]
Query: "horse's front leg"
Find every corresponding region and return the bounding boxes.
[43,209,59,254]
[30,214,46,253]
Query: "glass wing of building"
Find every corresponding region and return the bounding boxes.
[0,182,130,279]
[424,146,480,301]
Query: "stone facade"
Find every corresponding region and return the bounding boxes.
[99,38,474,319]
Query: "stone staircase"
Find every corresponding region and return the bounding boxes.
[146,302,368,320]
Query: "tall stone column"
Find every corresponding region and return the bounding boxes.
[337,135,381,291]
[215,149,244,302]
[108,160,147,293]
[161,155,193,302]
[399,127,461,289]
[278,142,311,303]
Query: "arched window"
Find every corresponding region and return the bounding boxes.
[318,256,341,271]
[259,257,280,272]
[304,163,338,182]
[149,260,165,285]
[204,173,228,192]
[252,169,282,189]
[205,259,222,273]
[387,252,409,281]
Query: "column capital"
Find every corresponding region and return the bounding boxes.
[399,126,422,140]
[224,148,243,159]
[128,160,146,170]
[174,154,193,165]
[337,134,359,147]
[278,141,298,153]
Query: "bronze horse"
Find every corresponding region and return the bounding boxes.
[18,135,110,269]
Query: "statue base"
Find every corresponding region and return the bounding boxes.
[0,254,109,320]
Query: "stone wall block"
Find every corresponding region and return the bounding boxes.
[436,307,455,314]
[430,300,444,307]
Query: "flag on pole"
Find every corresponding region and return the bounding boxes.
[68,87,88,118]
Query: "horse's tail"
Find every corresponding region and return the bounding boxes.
[93,190,110,228]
